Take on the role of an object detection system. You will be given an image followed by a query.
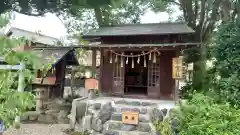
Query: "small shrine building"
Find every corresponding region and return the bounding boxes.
[81,23,199,100]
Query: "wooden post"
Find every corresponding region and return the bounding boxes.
[15,62,24,124]
[92,48,97,77]
[99,48,104,92]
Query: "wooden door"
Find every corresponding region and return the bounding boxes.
[112,56,124,96]
[147,56,160,98]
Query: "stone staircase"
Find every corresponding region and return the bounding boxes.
[72,97,175,135]
[102,100,157,135]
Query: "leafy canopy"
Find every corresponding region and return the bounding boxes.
[212,21,240,106]
[0,14,52,128]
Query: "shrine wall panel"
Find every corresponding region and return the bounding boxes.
[160,51,176,99]
[100,51,113,94]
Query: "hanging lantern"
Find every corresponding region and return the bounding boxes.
[109,52,113,63]
[121,53,124,68]
[137,56,140,64]
[153,52,156,63]
[115,54,118,63]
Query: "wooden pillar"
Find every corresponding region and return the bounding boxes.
[99,48,104,92]
[92,48,97,76]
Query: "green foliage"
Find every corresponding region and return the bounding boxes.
[0,15,52,128]
[0,0,127,16]
[172,93,240,135]
[0,37,37,128]
[213,21,240,77]
[212,21,240,106]
[154,118,175,135]
[180,83,196,99]
[0,71,35,128]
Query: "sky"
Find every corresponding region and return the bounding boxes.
[11,10,172,39]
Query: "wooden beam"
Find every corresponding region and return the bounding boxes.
[78,43,200,48]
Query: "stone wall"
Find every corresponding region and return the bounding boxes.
[21,99,72,124]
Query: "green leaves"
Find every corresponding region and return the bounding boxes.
[173,94,240,135]
[212,21,240,106]
[0,71,35,128]
[0,15,51,128]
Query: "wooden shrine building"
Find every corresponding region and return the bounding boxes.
[30,45,79,98]
[82,23,199,100]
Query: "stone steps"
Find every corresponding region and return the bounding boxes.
[104,120,152,135]
[111,112,151,123]
[114,100,157,107]
[112,104,154,115]
[104,129,150,135]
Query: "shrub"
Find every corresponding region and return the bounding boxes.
[212,21,240,106]
[154,118,175,135]
[172,93,240,135]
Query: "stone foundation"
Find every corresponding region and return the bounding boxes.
[21,99,72,124]
[68,97,176,135]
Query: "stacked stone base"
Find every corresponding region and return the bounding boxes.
[70,99,175,135]
[21,99,72,124]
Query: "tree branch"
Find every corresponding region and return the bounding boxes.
[169,0,186,11]
[198,0,206,32]
[201,0,222,41]
[194,0,199,25]
[13,8,47,17]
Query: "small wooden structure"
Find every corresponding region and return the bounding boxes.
[31,45,79,98]
[81,23,199,100]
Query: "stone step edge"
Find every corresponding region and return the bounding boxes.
[105,120,154,134]
[24,111,43,116]
[112,104,156,109]
[112,112,151,117]
[106,129,151,135]
[113,106,153,115]
[106,120,151,126]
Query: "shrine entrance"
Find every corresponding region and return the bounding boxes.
[124,52,148,96]
[111,50,162,98]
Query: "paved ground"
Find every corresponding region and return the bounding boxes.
[4,124,69,135]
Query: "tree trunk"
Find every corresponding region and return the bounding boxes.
[94,7,103,26]
[236,0,240,21]
[191,0,222,90]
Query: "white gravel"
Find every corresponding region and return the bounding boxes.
[4,124,69,135]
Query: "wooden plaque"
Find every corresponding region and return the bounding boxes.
[85,78,99,90]
[122,111,139,125]
[172,57,185,79]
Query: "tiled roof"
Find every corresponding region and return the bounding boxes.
[83,23,194,38]
[5,27,61,45]
[32,48,78,66]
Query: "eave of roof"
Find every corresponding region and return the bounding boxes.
[83,22,195,38]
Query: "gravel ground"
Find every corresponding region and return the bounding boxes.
[4,124,69,135]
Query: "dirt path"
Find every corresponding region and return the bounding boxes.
[4,124,69,135]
